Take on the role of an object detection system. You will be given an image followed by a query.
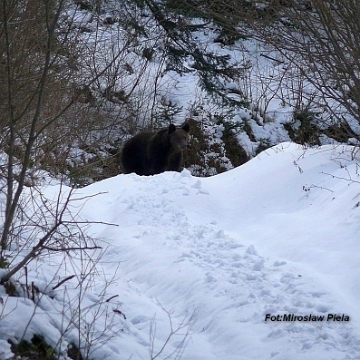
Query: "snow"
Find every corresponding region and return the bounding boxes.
[1,142,360,359]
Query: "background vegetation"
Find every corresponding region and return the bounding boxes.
[1,0,360,358]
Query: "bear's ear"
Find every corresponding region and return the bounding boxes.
[182,123,190,133]
[168,123,176,134]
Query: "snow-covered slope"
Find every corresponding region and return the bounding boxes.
[1,142,360,359]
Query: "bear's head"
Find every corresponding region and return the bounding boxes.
[168,123,190,151]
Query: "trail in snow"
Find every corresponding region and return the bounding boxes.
[77,143,360,359]
[1,143,360,360]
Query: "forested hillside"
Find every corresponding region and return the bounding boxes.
[1,0,359,185]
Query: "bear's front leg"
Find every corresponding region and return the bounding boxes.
[167,152,183,172]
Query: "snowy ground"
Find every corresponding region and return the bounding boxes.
[1,142,360,359]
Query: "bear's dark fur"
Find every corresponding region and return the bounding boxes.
[121,123,190,175]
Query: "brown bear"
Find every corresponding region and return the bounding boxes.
[121,123,190,175]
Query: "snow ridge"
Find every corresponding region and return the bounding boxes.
[1,143,360,359]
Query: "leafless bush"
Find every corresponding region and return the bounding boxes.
[180,0,360,144]
[249,0,360,139]
[149,302,195,360]
[0,231,122,360]
[0,3,125,348]
[51,246,122,360]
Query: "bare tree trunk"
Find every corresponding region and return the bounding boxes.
[2,0,16,250]
[1,0,63,250]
